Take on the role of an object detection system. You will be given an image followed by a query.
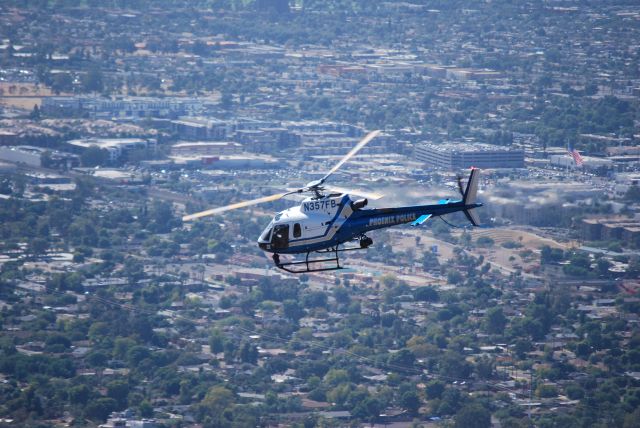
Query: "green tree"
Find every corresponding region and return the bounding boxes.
[485,307,507,335]
[80,146,109,167]
[352,396,380,423]
[195,386,236,425]
[127,345,151,367]
[414,286,439,302]
[87,350,109,367]
[454,403,491,428]
[401,390,421,415]
[302,291,328,308]
[388,348,415,369]
[323,369,349,387]
[150,201,175,233]
[283,299,304,322]
[69,384,91,405]
[88,322,110,343]
[256,0,289,14]
[624,185,640,203]
[475,355,495,379]
[536,384,558,398]
[439,351,472,379]
[476,236,494,247]
[29,237,49,257]
[51,72,73,94]
[220,91,233,110]
[139,400,154,417]
[83,64,104,93]
[447,270,463,285]
[596,258,612,276]
[85,397,117,422]
[29,104,41,119]
[238,341,258,364]
[334,287,351,305]
[107,380,129,410]
[425,380,445,399]
[565,384,584,400]
[209,329,225,353]
[540,245,564,264]
[327,383,352,408]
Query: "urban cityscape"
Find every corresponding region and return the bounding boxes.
[0,1,639,427]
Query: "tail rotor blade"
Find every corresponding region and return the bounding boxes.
[457,174,465,197]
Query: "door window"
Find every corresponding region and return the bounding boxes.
[293,223,301,238]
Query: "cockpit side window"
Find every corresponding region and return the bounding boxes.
[293,223,301,238]
[272,224,289,249]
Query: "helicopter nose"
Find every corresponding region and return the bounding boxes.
[258,242,268,251]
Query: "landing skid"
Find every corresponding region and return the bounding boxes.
[273,242,370,274]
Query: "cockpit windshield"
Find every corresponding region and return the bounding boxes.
[259,227,273,242]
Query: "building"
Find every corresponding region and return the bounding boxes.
[171,117,230,140]
[615,173,640,197]
[445,68,503,81]
[43,96,202,119]
[0,145,43,166]
[415,142,525,170]
[580,217,640,247]
[581,218,603,241]
[549,154,614,174]
[0,130,18,146]
[66,138,156,162]
[235,127,300,152]
[170,141,242,157]
[166,154,278,169]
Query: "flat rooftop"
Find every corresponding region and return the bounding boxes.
[419,142,523,153]
[67,138,148,148]
[173,141,240,147]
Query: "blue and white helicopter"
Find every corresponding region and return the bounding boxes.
[183,130,483,273]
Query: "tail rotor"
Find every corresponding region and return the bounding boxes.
[456,174,465,198]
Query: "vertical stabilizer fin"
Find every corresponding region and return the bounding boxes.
[463,168,480,205]
[463,168,481,226]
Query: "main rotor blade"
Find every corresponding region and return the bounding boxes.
[321,129,381,183]
[182,192,287,221]
[325,185,384,201]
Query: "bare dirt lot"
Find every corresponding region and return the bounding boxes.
[390,226,572,279]
[0,82,56,110]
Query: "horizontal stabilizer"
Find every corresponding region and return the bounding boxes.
[463,208,481,227]
[411,214,432,226]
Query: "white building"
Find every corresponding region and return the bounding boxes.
[0,146,43,167]
[170,141,242,157]
[67,138,156,162]
[415,142,525,170]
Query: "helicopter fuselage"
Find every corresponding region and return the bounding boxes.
[257,193,481,255]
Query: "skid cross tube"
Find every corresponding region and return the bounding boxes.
[274,242,369,273]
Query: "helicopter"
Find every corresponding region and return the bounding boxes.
[183,130,483,273]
